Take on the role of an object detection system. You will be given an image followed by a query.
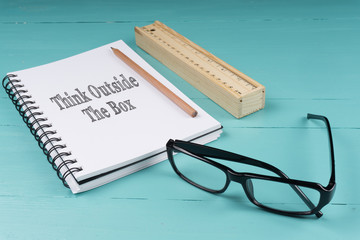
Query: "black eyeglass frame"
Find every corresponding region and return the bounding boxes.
[166,114,336,218]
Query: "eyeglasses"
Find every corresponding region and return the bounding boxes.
[166,113,336,218]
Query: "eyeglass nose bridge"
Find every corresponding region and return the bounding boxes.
[228,171,246,183]
[227,172,257,201]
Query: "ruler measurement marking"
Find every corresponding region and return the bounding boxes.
[144,25,256,96]
[173,35,251,93]
[163,27,257,92]
[145,26,237,94]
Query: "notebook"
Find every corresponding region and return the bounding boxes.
[2,40,222,193]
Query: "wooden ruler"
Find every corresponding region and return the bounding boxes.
[135,21,265,118]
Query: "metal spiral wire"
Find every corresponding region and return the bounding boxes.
[2,74,82,188]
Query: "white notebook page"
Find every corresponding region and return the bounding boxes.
[10,40,221,191]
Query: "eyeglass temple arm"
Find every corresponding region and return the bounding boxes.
[307,114,336,188]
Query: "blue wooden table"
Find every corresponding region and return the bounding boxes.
[1,0,359,239]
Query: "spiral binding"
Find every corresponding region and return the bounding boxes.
[2,74,83,188]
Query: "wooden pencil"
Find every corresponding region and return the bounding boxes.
[111,47,197,117]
